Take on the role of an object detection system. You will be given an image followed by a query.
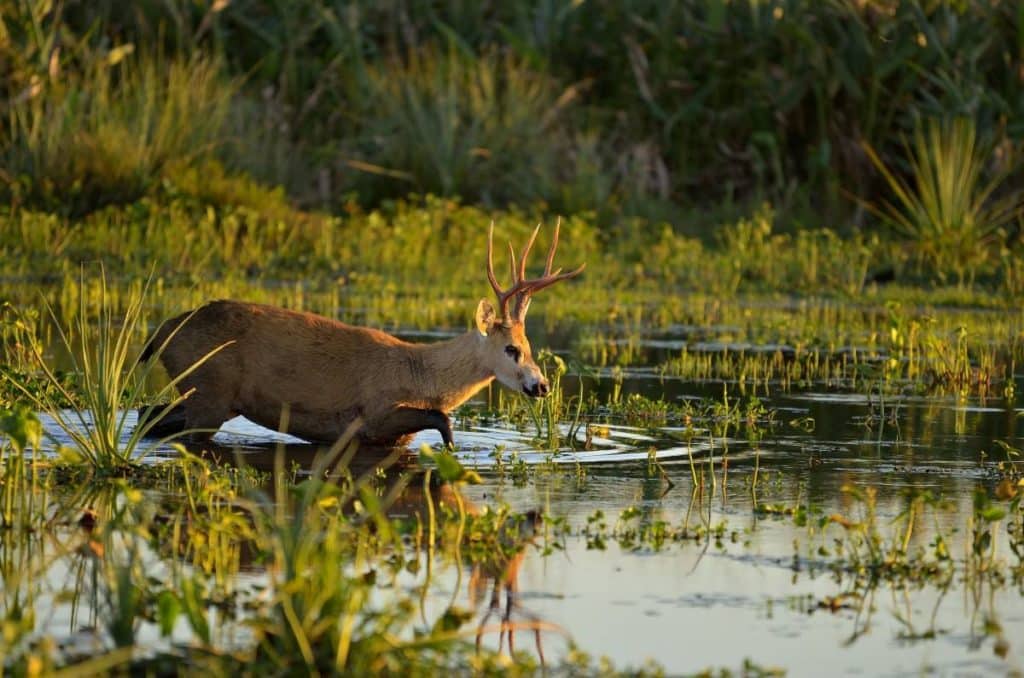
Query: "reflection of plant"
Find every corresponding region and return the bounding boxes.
[237,442,505,675]
[0,407,47,666]
[0,406,44,531]
[863,118,1021,286]
[827,485,956,584]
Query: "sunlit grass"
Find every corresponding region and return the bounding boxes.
[3,52,234,215]
[863,118,1022,286]
[2,272,224,472]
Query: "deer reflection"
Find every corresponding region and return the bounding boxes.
[466,508,551,665]
[173,436,558,665]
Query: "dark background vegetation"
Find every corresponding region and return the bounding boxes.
[2,0,1023,286]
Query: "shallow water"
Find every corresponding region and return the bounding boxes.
[21,329,1024,674]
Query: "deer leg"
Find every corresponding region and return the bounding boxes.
[136,401,187,438]
[369,407,453,447]
[504,583,515,655]
[476,578,503,653]
[180,394,233,441]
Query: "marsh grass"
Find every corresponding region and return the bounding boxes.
[1,392,1022,673]
[522,350,585,450]
[2,272,225,471]
[21,0,1018,222]
[655,308,1013,398]
[0,417,560,673]
[3,52,234,215]
[352,47,574,205]
[863,118,1022,286]
[2,197,1023,339]
[192,437,537,674]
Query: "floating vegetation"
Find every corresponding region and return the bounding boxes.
[655,302,1020,398]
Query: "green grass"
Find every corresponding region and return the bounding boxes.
[3,52,234,216]
[1,324,1023,674]
[3,196,1024,327]
[349,46,572,205]
[4,198,1024,421]
[0,415,622,675]
[3,4,1024,670]
[1,272,225,472]
[4,1,1023,228]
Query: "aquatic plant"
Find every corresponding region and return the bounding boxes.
[523,350,585,450]
[2,272,223,472]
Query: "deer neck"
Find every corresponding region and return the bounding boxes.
[411,330,494,412]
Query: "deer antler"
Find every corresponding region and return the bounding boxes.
[486,219,586,324]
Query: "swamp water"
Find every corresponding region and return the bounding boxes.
[17,323,1024,676]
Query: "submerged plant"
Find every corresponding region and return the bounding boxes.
[863,118,1021,286]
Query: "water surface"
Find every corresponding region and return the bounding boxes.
[22,326,1024,675]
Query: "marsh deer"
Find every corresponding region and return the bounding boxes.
[141,223,584,446]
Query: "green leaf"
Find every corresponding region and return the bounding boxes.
[0,406,43,454]
[419,445,481,484]
[156,591,181,637]
[179,576,210,645]
[979,507,1006,523]
[432,606,473,634]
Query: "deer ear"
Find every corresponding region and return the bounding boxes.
[475,299,496,336]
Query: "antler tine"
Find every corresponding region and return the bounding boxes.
[543,217,561,276]
[518,224,542,282]
[507,241,518,285]
[521,262,587,296]
[510,219,586,322]
[487,223,516,320]
[487,221,541,322]
[486,222,502,296]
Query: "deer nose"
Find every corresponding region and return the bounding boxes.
[533,381,550,397]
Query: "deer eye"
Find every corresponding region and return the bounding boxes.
[504,345,522,362]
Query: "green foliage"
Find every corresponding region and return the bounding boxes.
[0,406,45,530]
[3,50,234,215]
[523,349,584,449]
[420,446,483,484]
[228,445,522,675]
[350,47,572,205]
[1,271,223,471]
[864,118,1022,285]
[0,405,41,456]
[4,0,1023,223]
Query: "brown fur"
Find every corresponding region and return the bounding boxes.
[146,299,547,446]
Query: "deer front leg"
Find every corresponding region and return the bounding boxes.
[366,406,454,447]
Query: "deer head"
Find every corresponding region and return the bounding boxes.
[473,221,585,397]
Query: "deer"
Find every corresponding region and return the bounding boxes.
[140,222,584,447]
